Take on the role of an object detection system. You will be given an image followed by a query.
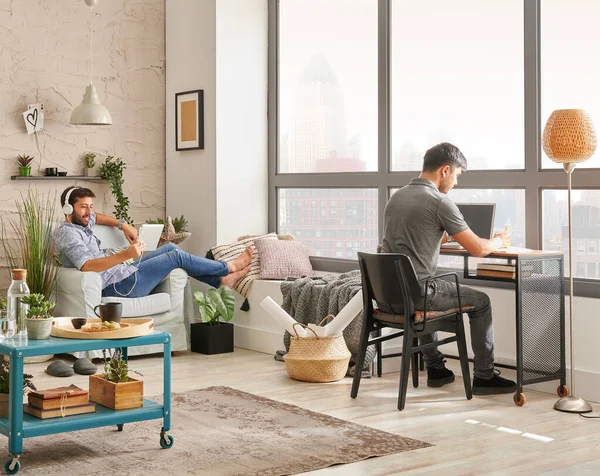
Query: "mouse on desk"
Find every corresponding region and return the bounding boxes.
[441,242,464,250]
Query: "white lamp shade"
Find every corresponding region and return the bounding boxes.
[70,85,112,125]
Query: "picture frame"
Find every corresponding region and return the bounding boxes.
[175,89,204,151]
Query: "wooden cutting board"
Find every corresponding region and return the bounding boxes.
[51,317,154,339]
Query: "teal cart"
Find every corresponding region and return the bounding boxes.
[0,332,173,474]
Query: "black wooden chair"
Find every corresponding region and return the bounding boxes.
[351,252,473,410]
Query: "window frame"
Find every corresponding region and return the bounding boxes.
[268,0,600,298]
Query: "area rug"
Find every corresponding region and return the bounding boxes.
[15,386,430,475]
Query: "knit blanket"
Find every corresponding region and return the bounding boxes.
[274,270,376,378]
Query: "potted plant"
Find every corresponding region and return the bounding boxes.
[147,215,191,246]
[17,155,34,177]
[21,293,55,340]
[81,152,97,177]
[98,155,133,225]
[0,362,36,418]
[89,350,143,410]
[1,190,60,301]
[191,286,236,354]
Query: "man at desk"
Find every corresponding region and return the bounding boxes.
[382,142,516,395]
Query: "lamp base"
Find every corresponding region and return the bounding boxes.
[554,396,593,413]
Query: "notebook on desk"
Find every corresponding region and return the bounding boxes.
[440,242,464,250]
[495,246,532,254]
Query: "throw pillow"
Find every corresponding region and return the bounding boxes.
[210,233,277,296]
[255,238,313,280]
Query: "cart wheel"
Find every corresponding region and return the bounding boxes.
[117,424,124,432]
[160,434,174,449]
[513,392,526,406]
[4,458,20,475]
[557,385,569,398]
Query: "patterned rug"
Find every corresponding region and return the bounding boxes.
[15,386,430,475]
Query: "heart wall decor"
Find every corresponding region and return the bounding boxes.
[23,103,44,135]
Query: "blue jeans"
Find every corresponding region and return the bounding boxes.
[418,278,495,380]
[102,243,229,298]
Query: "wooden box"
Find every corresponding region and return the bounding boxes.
[89,374,143,410]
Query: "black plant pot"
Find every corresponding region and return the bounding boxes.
[191,322,234,355]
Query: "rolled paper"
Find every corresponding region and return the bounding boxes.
[323,290,363,336]
[260,296,307,337]
[307,323,326,337]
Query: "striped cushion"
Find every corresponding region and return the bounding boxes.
[210,233,277,296]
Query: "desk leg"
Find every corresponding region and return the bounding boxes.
[160,335,173,449]
[120,346,128,363]
[515,268,524,403]
[8,351,24,461]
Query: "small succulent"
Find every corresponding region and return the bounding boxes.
[17,154,34,167]
[102,349,142,383]
[21,293,55,319]
[81,152,97,168]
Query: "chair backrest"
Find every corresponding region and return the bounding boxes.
[357,252,422,315]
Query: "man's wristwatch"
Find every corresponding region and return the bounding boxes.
[117,219,127,231]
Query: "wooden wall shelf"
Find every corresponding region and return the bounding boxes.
[11,176,105,181]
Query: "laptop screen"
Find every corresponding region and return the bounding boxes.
[455,203,496,239]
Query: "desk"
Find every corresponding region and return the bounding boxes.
[0,333,173,474]
[440,249,566,406]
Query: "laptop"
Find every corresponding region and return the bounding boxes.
[441,203,496,249]
[456,203,496,239]
[138,224,164,251]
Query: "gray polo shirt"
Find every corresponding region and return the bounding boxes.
[55,212,135,289]
[382,178,468,281]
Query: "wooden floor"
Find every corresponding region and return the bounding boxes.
[26,349,600,475]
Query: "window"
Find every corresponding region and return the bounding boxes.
[270,0,600,295]
[278,188,378,259]
[541,0,600,169]
[278,0,377,174]
[390,0,524,171]
[542,190,600,278]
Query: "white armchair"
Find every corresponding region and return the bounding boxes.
[53,224,192,357]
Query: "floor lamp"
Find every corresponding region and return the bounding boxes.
[543,109,597,413]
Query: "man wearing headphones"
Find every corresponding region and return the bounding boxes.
[55,186,252,297]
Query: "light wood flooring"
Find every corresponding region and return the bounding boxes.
[25,349,600,475]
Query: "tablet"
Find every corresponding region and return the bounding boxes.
[138,224,164,251]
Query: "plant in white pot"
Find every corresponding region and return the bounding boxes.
[21,293,55,339]
[81,152,97,177]
[0,362,36,418]
[192,286,236,354]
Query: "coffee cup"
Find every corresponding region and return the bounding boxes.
[93,302,122,323]
[45,167,58,176]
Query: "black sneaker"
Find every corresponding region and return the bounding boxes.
[472,370,517,395]
[427,365,455,388]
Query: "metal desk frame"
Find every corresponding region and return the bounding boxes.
[440,249,567,406]
[0,332,172,474]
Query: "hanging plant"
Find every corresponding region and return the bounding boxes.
[99,156,133,224]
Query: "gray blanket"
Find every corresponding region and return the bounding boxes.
[274,270,376,377]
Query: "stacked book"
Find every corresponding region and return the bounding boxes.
[476,263,517,279]
[24,384,96,419]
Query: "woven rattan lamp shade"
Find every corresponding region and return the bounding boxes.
[543,109,597,163]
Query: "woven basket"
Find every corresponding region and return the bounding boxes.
[284,319,351,383]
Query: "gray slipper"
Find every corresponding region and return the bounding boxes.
[45,360,74,377]
[73,358,97,375]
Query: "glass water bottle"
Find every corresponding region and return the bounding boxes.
[7,269,30,335]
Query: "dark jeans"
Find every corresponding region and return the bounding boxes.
[102,243,229,298]
[418,278,495,379]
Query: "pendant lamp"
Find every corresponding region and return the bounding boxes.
[70,0,112,125]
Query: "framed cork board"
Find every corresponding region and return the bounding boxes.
[175,89,204,151]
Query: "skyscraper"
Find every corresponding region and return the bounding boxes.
[287,54,348,173]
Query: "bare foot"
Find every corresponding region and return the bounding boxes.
[228,246,253,272]
[221,266,251,287]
